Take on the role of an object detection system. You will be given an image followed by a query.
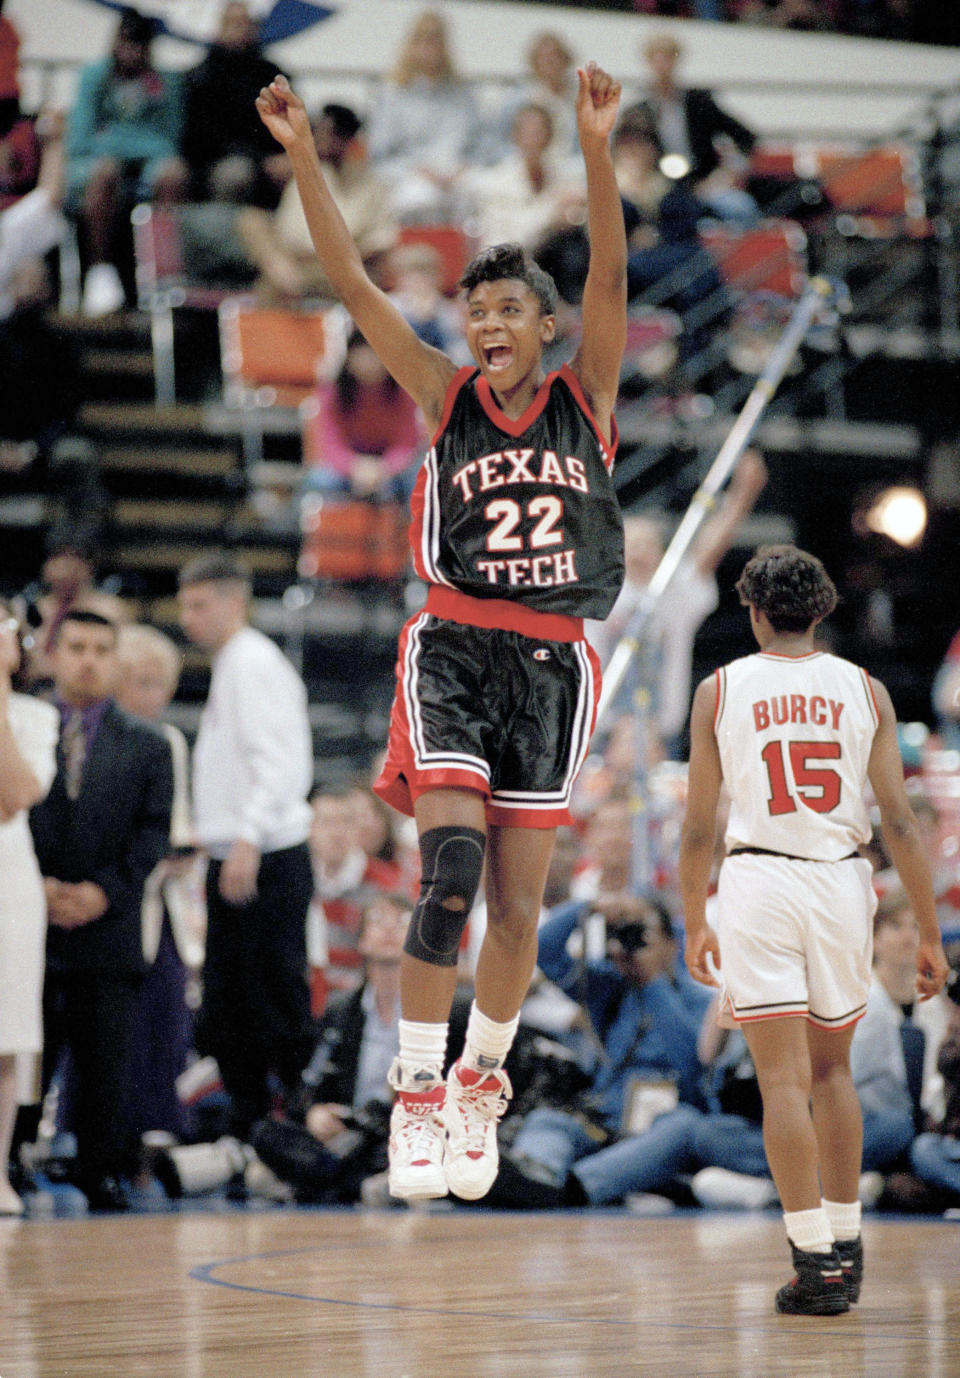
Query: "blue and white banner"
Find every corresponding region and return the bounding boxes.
[85,1,337,46]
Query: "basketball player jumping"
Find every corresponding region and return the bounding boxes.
[255,63,627,1201]
[679,544,948,1315]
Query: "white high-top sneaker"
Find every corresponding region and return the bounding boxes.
[387,1060,448,1201]
[443,1060,512,1201]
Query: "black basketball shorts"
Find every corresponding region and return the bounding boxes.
[374,595,601,829]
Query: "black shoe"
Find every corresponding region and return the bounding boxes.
[775,1245,850,1316]
[836,1237,863,1303]
[83,1175,131,1213]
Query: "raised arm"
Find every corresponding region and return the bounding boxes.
[691,448,768,578]
[568,63,627,448]
[866,677,949,1000]
[255,76,455,428]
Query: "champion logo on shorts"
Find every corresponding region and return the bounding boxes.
[532,648,552,661]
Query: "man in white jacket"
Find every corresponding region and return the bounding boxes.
[179,552,315,1138]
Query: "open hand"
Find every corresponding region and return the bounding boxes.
[255,74,313,151]
[576,62,622,145]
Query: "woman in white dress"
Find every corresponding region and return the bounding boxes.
[0,601,58,1214]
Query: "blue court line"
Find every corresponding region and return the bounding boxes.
[188,1227,960,1340]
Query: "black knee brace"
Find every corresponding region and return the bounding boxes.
[404,825,486,967]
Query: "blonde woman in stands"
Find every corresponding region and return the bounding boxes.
[365,8,485,225]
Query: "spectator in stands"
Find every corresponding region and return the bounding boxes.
[909,985,960,1205]
[18,535,133,694]
[0,600,58,1216]
[0,108,65,322]
[498,31,581,163]
[236,102,397,302]
[489,891,708,1208]
[585,449,768,757]
[180,2,284,205]
[386,240,470,362]
[0,113,89,494]
[462,102,585,255]
[613,109,729,374]
[29,609,173,1211]
[250,891,470,1205]
[729,0,840,31]
[67,6,187,316]
[178,553,315,1140]
[306,787,408,1013]
[347,780,419,883]
[366,8,485,224]
[852,888,952,1177]
[0,1,39,213]
[634,32,758,226]
[114,624,201,1144]
[300,327,426,503]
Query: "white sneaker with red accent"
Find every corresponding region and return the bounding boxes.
[443,1060,512,1201]
[387,1063,448,1201]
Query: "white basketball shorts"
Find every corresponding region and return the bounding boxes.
[715,852,877,1028]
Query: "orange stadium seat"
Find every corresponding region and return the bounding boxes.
[811,144,929,238]
[701,219,808,299]
[219,300,332,469]
[396,224,477,295]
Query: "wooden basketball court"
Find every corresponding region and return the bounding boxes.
[2,1207,958,1376]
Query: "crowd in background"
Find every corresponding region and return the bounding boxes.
[0,2,959,1219]
[553,0,958,45]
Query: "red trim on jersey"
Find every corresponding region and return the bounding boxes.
[475,372,552,436]
[557,364,619,470]
[859,667,881,726]
[424,585,584,642]
[757,651,825,661]
[428,366,477,448]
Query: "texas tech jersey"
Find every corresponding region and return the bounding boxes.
[715,650,879,861]
[409,365,625,620]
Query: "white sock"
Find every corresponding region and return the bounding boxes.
[397,1019,448,1085]
[783,1206,835,1254]
[461,1003,519,1074]
[822,1197,861,1242]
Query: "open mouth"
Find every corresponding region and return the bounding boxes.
[483,343,513,370]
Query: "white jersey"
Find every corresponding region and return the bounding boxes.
[715,650,879,862]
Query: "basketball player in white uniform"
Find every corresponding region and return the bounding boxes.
[679,544,948,1316]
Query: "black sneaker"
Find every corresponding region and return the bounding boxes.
[775,1245,850,1316]
[836,1237,863,1303]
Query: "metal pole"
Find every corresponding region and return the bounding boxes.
[598,275,838,732]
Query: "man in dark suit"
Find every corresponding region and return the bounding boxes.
[635,32,757,223]
[29,609,173,1210]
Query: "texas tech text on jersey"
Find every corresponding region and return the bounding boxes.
[410,365,625,621]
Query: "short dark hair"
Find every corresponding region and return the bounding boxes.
[178,552,252,594]
[117,7,157,45]
[320,103,362,141]
[57,608,117,641]
[460,243,558,316]
[735,544,838,633]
